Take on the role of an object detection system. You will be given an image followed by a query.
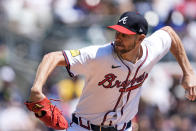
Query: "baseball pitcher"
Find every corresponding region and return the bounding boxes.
[25,11,196,131]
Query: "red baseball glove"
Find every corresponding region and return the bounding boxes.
[24,97,68,130]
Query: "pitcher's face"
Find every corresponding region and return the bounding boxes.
[114,32,138,55]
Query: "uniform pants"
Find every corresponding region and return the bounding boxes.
[67,123,132,131]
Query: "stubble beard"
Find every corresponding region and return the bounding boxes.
[115,41,137,55]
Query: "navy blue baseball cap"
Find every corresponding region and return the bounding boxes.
[108,11,148,35]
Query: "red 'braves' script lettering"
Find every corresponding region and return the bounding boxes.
[98,73,117,88]
[98,72,148,92]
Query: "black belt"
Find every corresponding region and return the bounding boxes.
[72,114,131,131]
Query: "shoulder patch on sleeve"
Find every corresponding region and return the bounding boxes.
[70,49,80,57]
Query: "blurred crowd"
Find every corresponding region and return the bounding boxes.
[0,0,196,131]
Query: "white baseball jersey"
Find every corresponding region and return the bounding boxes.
[63,30,171,130]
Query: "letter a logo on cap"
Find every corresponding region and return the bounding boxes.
[119,16,128,24]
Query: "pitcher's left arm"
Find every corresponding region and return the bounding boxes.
[161,26,196,101]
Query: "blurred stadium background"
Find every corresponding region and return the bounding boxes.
[0,0,196,131]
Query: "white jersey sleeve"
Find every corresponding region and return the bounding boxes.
[63,46,97,77]
[144,29,172,62]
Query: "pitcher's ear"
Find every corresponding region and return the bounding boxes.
[138,34,146,42]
